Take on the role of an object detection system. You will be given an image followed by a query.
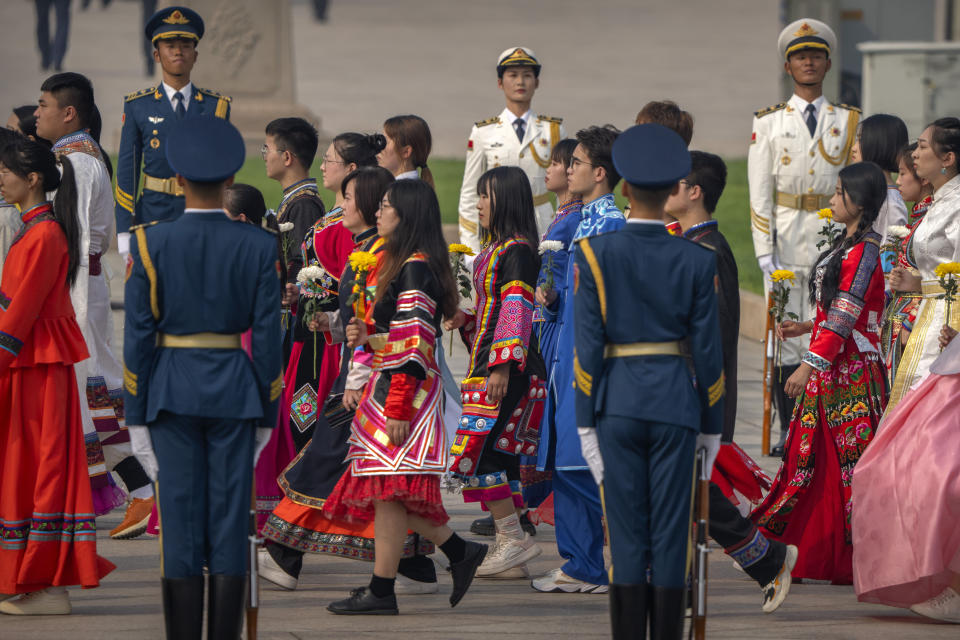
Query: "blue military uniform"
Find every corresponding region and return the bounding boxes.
[123,116,281,639]
[114,6,231,235]
[573,124,724,640]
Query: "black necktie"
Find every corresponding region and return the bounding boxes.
[513,118,525,143]
[174,91,186,119]
[805,104,817,137]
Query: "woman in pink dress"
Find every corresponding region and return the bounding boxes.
[852,323,960,623]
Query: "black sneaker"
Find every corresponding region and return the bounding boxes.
[469,515,495,536]
[449,541,488,607]
[327,587,398,615]
[520,511,537,536]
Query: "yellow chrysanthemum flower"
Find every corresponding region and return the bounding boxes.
[770,269,797,283]
[817,208,833,220]
[448,243,475,256]
[348,250,378,273]
[934,262,960,278]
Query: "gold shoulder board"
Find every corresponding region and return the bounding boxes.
[475,116,501,128]
[124,86,157,102]
[754,102,787,118]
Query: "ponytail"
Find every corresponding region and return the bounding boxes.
[383,115,433,187]
[419,163,435,189]
[53,155,82,287]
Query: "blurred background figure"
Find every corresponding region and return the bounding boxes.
[35,0,72,72]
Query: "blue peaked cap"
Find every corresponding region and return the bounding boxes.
[612,124,691,189]
[165,117,245,183]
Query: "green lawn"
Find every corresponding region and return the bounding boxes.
[117,155,763,294]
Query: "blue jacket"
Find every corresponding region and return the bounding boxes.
[123,211,282,427]
[573,221,724,435]
[114,85,231,233]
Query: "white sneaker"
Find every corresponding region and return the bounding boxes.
[257,547,298,591]
[478,563,531,579]
[0,589,71,615]
[531,567,608,593]
[760,544,798,613]
[910,587,960,623]
[395,574,439,594]
[476,534,541,577]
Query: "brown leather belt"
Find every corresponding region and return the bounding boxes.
[143,174,185,197]
[775,192,831,212]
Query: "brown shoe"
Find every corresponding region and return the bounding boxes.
[110,497,155,539]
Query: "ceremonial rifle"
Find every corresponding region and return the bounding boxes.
[761,291,775,455]
[690,447,710,640]
[247,486,259,640]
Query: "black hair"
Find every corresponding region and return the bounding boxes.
[375,179,459,319]
[341,166,394,227]
[383,115,434,187]
[12,106,49,147]
[0,127,23,151]
[549,138,578,169]
[224,183,267,227]
[575,125,622,191]
[333,132,386,169]
[477,166,540,251]
[686,151,727,214]
[898,141,920,180]
[265,117,320,169]
[86,103,113,178]
[808,162,886,310]
[0,137,81,286]
[40,73,95,134]
[858,114,908,174]
[928,117,960,173]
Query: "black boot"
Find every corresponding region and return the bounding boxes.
[161,576,204,640]
[609,584,648,640]
[207,574,245,640]
[770,364,799,457]
[649,586,685,640]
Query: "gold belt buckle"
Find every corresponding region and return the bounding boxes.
[800,194,819,211]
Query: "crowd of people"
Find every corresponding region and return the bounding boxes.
[0,6,959,640]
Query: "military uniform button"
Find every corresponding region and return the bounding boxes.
[808,187,815,193]
[809,151,815,157]
[519,152,525,158]
[808,169,815,175]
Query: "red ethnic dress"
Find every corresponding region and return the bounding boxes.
[0,203,115,593]
[751,231,887,584]
[322,254,450,527]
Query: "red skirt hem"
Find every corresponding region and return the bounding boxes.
[322,468,448,527]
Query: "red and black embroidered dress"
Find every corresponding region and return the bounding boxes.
[450,236,546,508]
[751,231,887,584]
[880,195,932,384]
[0,204,115,593]
[320,253,450,527]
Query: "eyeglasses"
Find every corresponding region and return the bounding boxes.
[679,180,696,188]
[569,156,595,169]
[322,156,345,165]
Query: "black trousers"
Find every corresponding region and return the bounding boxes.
[35,0,71,70]
[708,483,785,586]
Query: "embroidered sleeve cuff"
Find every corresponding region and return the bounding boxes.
[802,350,832,372]
[488,338,527,370]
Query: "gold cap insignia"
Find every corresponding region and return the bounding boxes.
[163,10,190,25]
[500,47,538,67]
[794,22,818,37]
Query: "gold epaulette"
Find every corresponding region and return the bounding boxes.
[475,116,501,128]
[196,87,232,103]
[196,87,232,119]
[537,115,563,124]
[754,102,787,118]
[125,86,157,102]
[128,220,163,232]
[837,103,862,114]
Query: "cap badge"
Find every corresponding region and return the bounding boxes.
[794,22,818,37]
[163,10,190,25]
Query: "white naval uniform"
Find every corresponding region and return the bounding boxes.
[458,107,565,253]
[748,94,860,364]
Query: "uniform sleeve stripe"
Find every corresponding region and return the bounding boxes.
[116,185,134,212]
[579,239,607,325]
[134,227,161,320]
[269,374,283,402]
[574,351,592,396]
[707,373,725,407]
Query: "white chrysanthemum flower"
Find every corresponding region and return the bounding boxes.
[538,240,564,255]
[278,222,295,233]
[887,225,910,240]
[296,265,325,284]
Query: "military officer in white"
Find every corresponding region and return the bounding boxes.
[458,46,565,252]
[748,18,860,452]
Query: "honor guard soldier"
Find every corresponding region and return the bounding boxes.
[115,6,232,259]
[458,46,565,253]
[573,124,724,640]
[748,18,859,453]
[123,117,281,639]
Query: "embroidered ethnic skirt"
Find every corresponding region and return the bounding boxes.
[751,348,886,584]
[0,363,115,593]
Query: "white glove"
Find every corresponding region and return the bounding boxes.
[128,425,158,483]
[254,427,273,467]
[117,232,131,256]
[577,427,605,486]
[696,433,722,477]
[757,253,782,277]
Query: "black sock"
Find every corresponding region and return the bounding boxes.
[114,456,151,492]
[369,574,395,598]
[439,533,467,564]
